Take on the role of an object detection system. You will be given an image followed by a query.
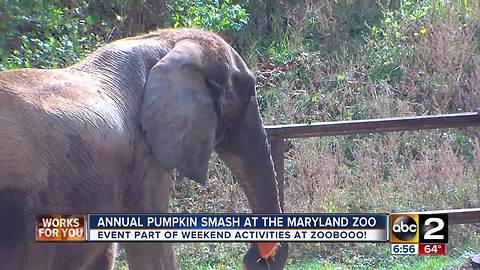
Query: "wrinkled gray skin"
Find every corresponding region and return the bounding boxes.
[0,29,287,269]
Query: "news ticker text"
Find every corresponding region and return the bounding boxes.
[35,213,448,255]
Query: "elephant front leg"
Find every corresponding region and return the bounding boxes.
[87,243,117,270]
[124,242,176,270]
[123,156,176,270]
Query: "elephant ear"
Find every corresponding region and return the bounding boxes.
[140,40,218,184]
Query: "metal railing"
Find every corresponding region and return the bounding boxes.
[265,111,480,224]
[265,110,480,264]
[264,111,480,266]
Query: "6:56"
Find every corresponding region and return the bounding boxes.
[391,244,418,255]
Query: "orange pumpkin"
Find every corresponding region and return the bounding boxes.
[256,242,281,259]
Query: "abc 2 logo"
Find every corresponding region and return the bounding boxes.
[390,214,448,243]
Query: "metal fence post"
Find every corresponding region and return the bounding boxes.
[270,137,285,211]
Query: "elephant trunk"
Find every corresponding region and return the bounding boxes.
[216,97,281,214]
[216,96,288,269]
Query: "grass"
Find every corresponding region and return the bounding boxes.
[111,223,479,269]
[168,226,480,270]
[118,247,465,270]
[287,256,456,270]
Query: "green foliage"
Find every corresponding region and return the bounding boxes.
[445,130,476,164]
[366,0,478,82]
[166,0,249,32]
[0,0,250,71]
[367,0,432,82]
[267,28,295,64]
[0,0,113,69]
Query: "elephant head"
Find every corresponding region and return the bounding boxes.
[138,32,288,269]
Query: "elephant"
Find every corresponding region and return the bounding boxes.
[0,28,288,269]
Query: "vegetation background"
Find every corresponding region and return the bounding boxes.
[1,0,479,269]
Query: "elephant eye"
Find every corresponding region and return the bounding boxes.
[206,77,223,97]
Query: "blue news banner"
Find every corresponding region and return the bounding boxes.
[87,214,388,242]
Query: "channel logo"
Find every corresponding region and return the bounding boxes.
[389,214,448,244]
[390,214,419,243]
